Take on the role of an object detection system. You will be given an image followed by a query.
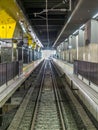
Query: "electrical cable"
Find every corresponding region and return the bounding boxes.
[46,0,50,48]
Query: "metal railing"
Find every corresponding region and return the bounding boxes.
[0,61,23,86]
[74,60,98,85]
[18,61,23,75]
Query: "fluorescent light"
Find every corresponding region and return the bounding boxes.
[68,45,72,49]
[30,30,43,48]
[22,26,26,33]
[92,13,98,18]
[28,46,32,49]
[19,21,26,33]
[80,24,85,29]
[65,39,68,42]
[73,30,79,35]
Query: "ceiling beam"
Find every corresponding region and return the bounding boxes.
[31,20,64,25]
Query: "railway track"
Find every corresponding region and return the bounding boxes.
[7,59,97,130]
[7,61,45,130]
[31,61,65,130]
[51,60,97,130]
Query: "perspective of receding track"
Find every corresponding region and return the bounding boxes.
[7,60,97,130]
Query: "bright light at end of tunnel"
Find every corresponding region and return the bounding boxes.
[42,50,56,59]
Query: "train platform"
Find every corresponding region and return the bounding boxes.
[0,59,43,108]
[53,58,98,122]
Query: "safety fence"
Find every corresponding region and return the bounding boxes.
[0,61,23,86]
[74,60,98,85]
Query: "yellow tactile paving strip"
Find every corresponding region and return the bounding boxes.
[23,60,43,77]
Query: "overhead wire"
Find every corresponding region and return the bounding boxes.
[46,0,50,48]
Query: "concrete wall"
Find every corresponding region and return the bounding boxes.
[58,43,98,63]
[83,44,98,62]
[85,19,98,44]
[57,19,98,63]
[70,44,98,62]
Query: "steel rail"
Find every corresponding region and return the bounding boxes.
[50,62,66,130]
[7,61,45,130]
[30,61,46,130]
[31,60,66,130]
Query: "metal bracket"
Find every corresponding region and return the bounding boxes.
[34,0,72,16]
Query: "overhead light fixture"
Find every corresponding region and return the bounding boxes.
[28,45,32,49]
[70,35,72,38]
[30,29,43,48]
[80,24,85,29]
[68,45,72,49]
[19,21,26,33]
[58,49,61,52]
[92,13,98,19]
[73,29,79,35]
[65,39,68,42]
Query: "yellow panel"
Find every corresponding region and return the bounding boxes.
[0,10,15,24]
[32,42,36,49]
[0,9,16,38]
[0,0,23,22]
[26,33,34,46]
[28,39,33,46]
[0,0,28,34]
[0,10,16,38]
[0,22,16,38]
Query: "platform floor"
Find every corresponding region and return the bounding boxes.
[0,59,43,108]
[53,58,98,122]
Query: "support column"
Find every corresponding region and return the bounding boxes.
[85,19,98,62]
